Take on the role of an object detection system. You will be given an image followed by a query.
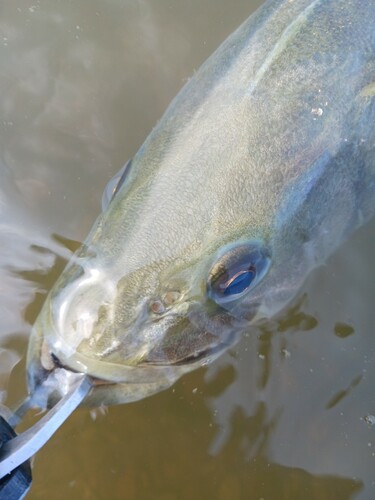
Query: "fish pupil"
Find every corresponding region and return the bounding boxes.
[222,268,255,296]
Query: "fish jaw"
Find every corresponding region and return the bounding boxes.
[26,306,238,408]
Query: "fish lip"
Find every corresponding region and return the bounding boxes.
[31,319,232,390]
[36,336,201,383]
[28,346,113,390]
[48,352,115,387]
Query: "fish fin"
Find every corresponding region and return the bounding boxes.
[101,159,132,211]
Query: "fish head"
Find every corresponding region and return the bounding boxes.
[27,166,274,406]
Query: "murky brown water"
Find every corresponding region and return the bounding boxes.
[0,1,374,499]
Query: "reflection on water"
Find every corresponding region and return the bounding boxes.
[207,219,375,499]
[0,0,374,498]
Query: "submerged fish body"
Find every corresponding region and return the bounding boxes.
[27,0,375,406]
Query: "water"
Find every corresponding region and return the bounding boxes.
[0,1,374,498]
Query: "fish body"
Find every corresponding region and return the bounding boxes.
[27,0,375,406]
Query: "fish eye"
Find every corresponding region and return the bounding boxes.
[101,158,132,210]
[207,242,271,305]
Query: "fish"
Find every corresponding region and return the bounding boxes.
[27,0,375,407]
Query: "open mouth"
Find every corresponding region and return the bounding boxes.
[38,347,116,389]
[27,302,243,408]
[29,341,209,408]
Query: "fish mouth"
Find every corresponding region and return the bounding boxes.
[41,334,232,381]
[27,319,235,408]
[27,292,243,407]
[27,344,188,408]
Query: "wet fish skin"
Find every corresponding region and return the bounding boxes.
[27,0,375,406]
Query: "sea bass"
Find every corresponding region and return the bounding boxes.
[27,0,375,406]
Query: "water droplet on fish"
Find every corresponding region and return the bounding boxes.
[311,107,323,117]
[364,415,375,426]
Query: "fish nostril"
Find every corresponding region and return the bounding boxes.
[149,291,181,315]
[163,291,181,306]
[149,299,165,315]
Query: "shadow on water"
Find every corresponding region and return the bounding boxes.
[0,0,374,499]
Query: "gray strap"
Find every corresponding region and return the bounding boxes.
[0,374,91,479]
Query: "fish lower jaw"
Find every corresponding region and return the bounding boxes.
[38,344,115,389]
